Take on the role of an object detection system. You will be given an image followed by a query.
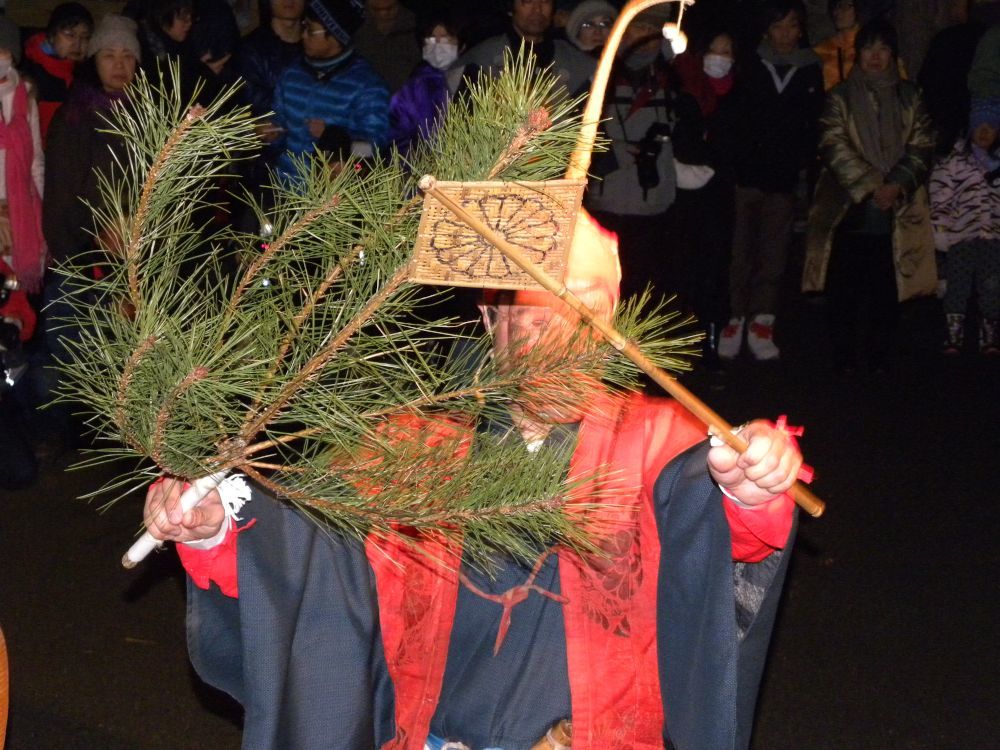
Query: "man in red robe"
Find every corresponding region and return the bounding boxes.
[144,211,803,750]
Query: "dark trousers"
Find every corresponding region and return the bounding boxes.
[669,177,735,328]
[729,187,794,318]
[942,238,1000,319]
[0,383,38,489]
[826,230,898,368]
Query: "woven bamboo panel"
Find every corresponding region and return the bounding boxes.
[411,178,586,290]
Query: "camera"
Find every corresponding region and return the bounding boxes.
[635,122,672,198]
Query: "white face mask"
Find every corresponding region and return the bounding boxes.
[422,38,459,70]
[703,53,733,79]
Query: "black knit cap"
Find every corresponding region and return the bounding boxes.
[307,0,365,45]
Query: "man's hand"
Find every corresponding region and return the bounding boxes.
[306,118,326,140]
[255,121,284,143]
[200,52,232,77]
[707,421,803,507]
[872,182,902,211]
[144,477,226,544]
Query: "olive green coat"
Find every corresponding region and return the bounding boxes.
[802,79,937,301]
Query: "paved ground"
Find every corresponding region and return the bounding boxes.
[1,288,997,749]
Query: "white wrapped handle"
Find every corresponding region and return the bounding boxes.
[122,472,228,569]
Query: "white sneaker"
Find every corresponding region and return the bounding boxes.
[717,317,745,360]
[747,314,780,360]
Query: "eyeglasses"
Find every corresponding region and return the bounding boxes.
[580,19,612,30]
[57,28,92,43]
[301,22,329,37]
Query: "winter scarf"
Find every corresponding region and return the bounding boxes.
[0,75,46,292]
[845,63,905,176]
[756,41,820,69]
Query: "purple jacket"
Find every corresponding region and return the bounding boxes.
[388,63,449,154]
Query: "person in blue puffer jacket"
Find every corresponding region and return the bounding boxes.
[266,0,388,180]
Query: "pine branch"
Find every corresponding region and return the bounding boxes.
[239,264,411,441]
[54,50,695,563]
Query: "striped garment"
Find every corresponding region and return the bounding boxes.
[929,142,1000,251]
[272,52,389,179]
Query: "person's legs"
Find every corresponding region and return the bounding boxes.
[0,387,38,489]
[942,241,974,352]
[826,230,866,371]
[862,233,898,371]
[688,179,736,368]
[971,239,1000,354]
[720,187,760,358]
[749,191,795,318]
[745,191,794,360]
[727,186,761,319]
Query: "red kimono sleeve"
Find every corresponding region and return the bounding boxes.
[641,398,795,563]
[724,493,795,562]
[175,521,241,597]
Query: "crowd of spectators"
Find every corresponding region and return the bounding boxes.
[0,0,998,490]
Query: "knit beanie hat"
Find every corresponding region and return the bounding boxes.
[633,6,674,30]
[969,96,1000,130]
[88,15,142,61]
[308,0,365,46]
[0,16,21,63]
[565,1,617,50]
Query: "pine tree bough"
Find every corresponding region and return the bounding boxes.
[54,54,700,567]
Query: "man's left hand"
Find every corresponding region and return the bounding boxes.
[707,421,802,507]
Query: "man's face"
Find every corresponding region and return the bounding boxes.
[368,0,399,31]
[271,0,305,22]
[831,0,856,32]
[302,20,344,59]
[511,0,554,41]
[621,20,661,58]
[765,10,802,55]
[52,22,92,61]
[482,288,611,424]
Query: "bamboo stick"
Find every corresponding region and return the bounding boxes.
[419,176,825,517]
[567,0,692,181]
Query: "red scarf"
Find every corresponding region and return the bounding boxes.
[674,51,733,117]
[24,33,75,85]
[24,32,76,140]
[0,80,47,293]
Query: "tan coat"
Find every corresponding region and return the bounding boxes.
[802,79,937,302]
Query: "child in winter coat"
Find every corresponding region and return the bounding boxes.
[929,97,1000,355]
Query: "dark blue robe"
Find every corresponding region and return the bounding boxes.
[185,442,794,750]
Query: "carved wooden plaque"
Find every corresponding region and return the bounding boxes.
[411,178,586,290]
